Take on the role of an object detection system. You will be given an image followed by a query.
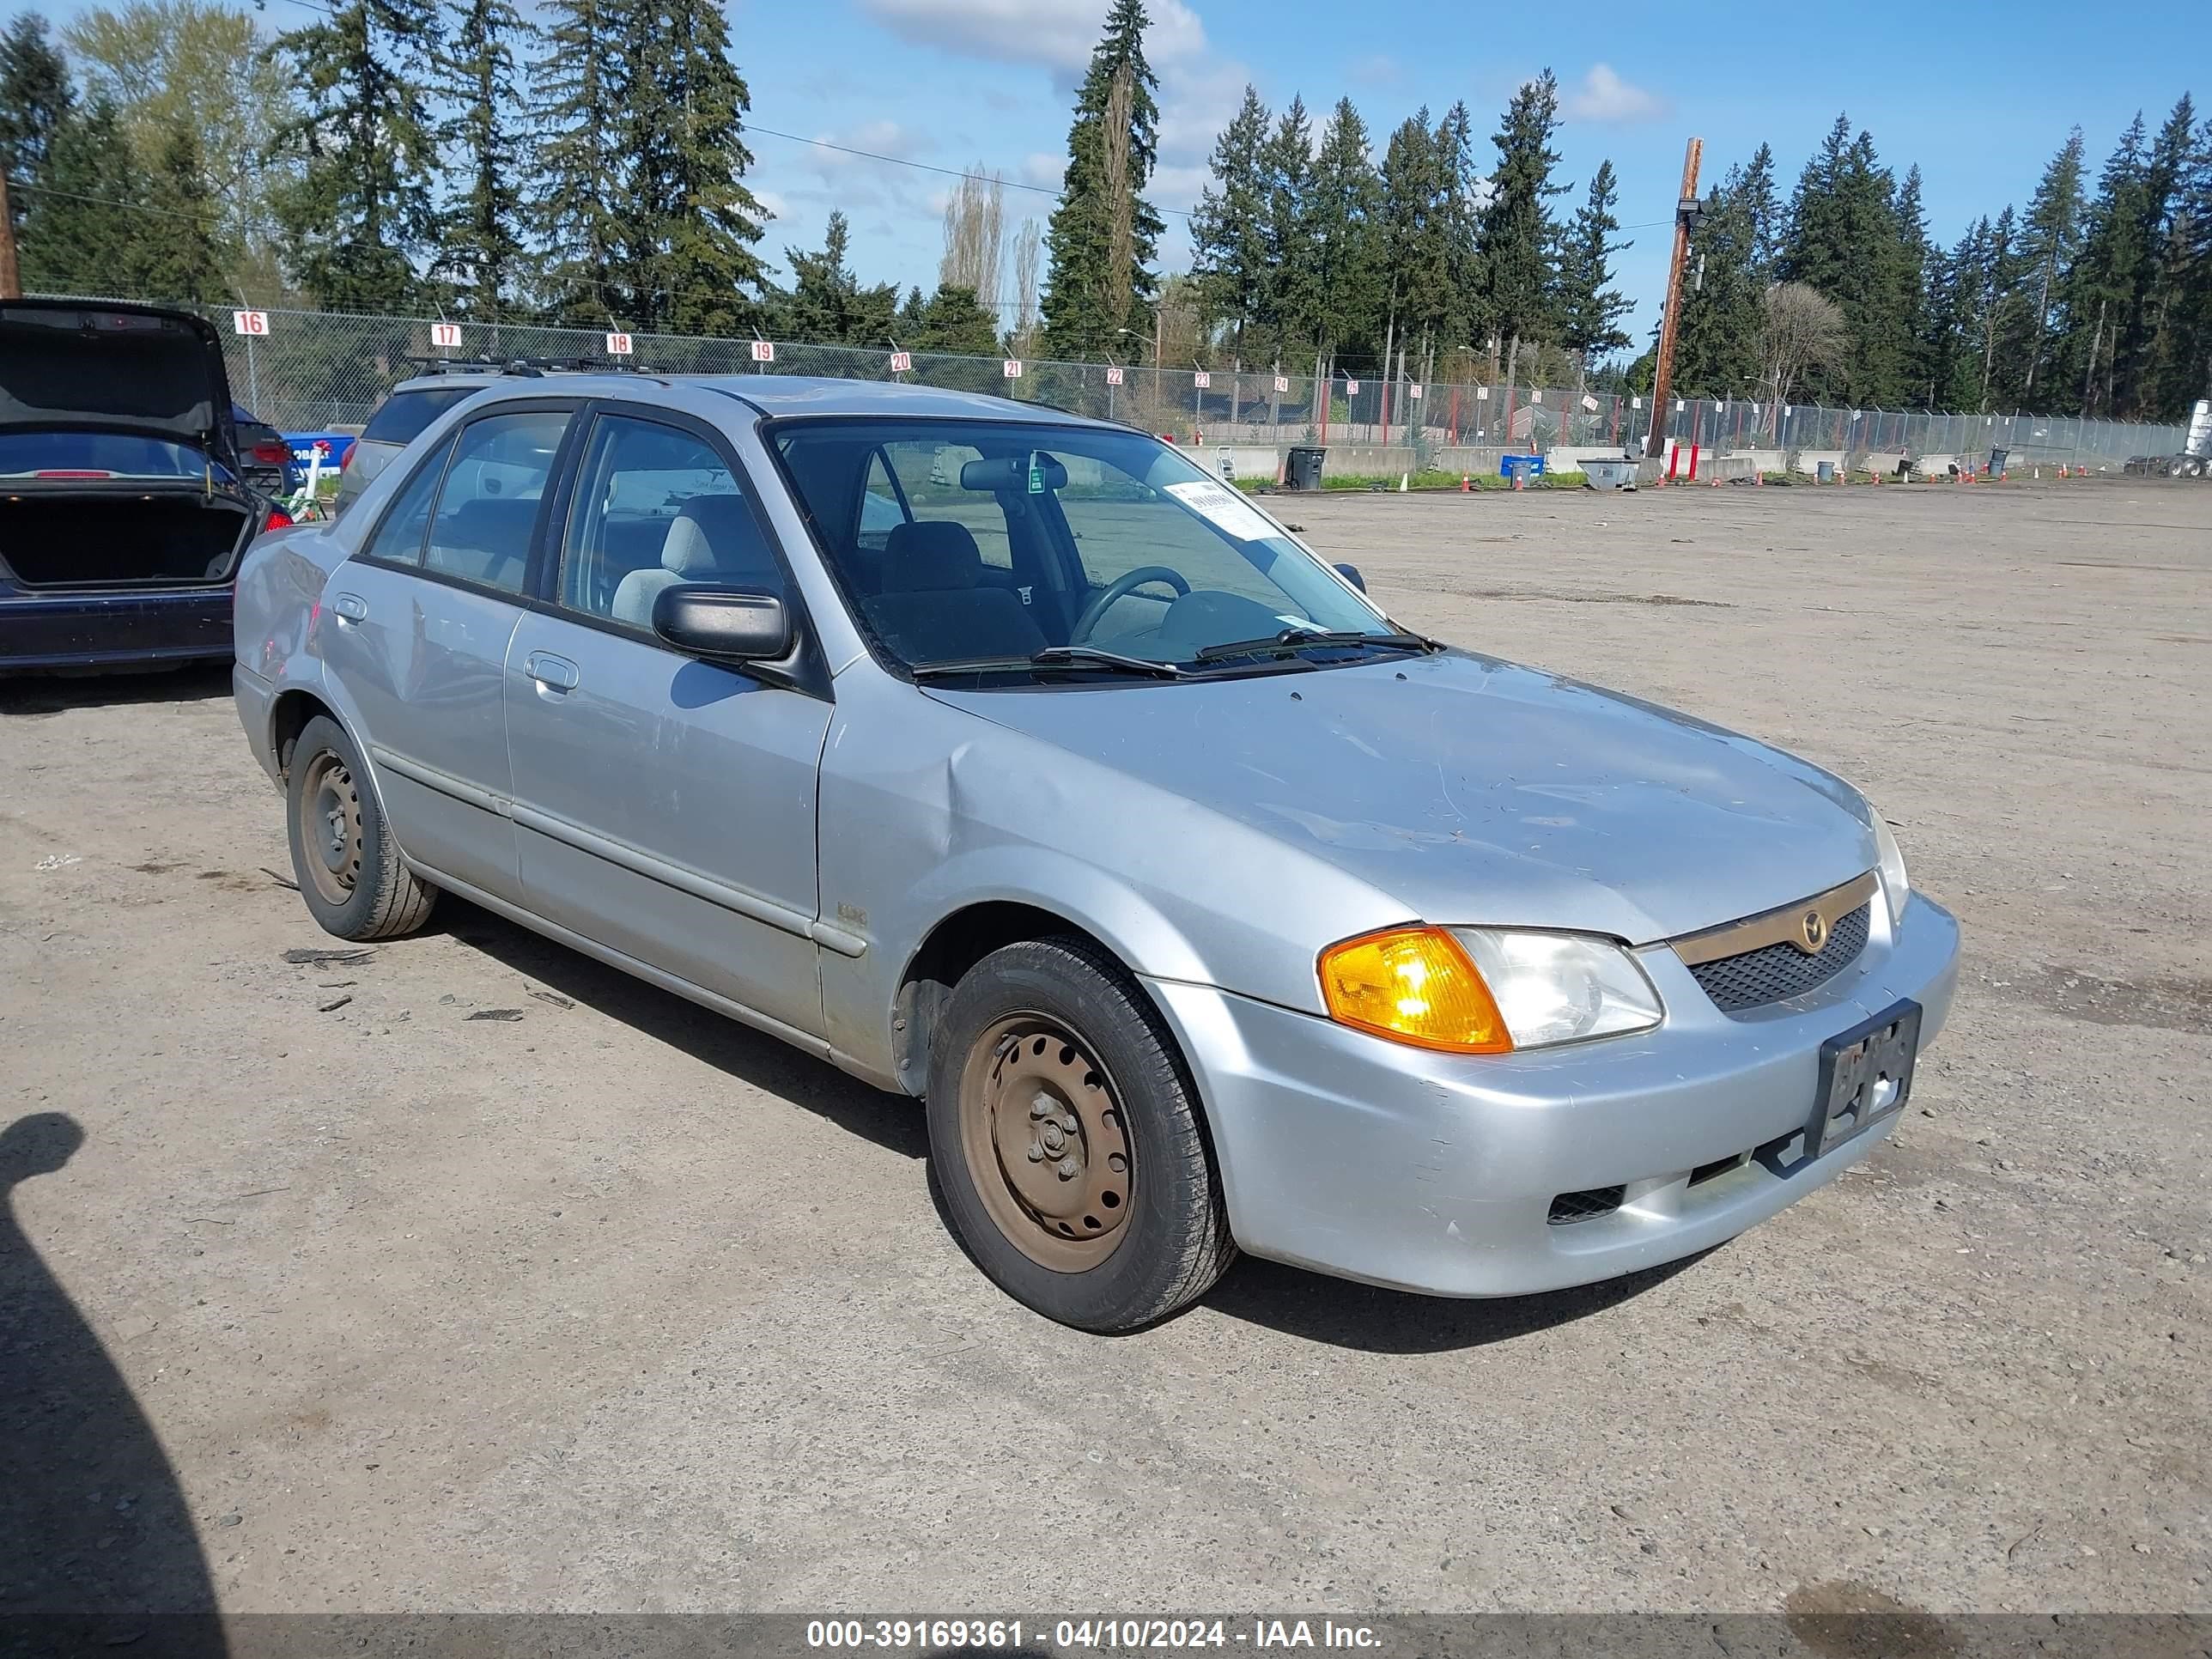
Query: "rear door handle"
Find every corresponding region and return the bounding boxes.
[331,592,368,621]
[525,652,579,691]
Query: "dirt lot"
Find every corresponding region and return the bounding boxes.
[2,477,2207,1620]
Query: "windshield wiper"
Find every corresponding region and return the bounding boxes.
[1192,628,1438,665]
[912,645,1187,682]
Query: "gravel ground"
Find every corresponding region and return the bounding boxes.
[1,477,2206,1622]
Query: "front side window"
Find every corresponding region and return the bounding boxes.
[558,414,784,629]
[422,410,570,595]
[774,418,1405,681]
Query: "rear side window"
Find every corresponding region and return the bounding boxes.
[361,434,453,565]
[362,386,477,445]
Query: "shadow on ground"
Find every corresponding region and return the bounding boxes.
[437,898,928,1160]
[0,1114,227,1654]
[0,663,234,718]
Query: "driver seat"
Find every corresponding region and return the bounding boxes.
[864,521,1046,662]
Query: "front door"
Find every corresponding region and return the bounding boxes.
[319,404,574,900]
[501,407,833,1038]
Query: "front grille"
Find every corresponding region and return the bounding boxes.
[1547,1185,1626,1225]
[1689,902,1870,1012]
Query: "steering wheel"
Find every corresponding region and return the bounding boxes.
[1071,565,1191,643]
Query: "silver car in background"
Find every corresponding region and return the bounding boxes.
[232,376,1959,1332]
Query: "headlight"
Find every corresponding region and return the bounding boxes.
[1316,925,1662,1054]
[1453,928,1664,1049]
[1872,814,1911,927]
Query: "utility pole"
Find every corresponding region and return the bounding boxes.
[1645,137,1703,466]
[0,169,21,300]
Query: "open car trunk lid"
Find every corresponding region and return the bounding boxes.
[0,300,240,465]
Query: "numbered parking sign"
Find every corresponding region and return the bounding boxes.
[1105,365,1125,386]
[1273,374,1288,393]
[750,339,775,362]
[1003,359,1023,379]
[889,350,912,373]
[1476,386,1490,401]
[1408,384,1423,400]
[429,321,461,349]
[1345,379,1359,395]
[605,331,634,356]
[1194,371,1211,388]
[231,310,269,337]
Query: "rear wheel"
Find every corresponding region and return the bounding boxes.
[927,938,1234,1332]
[284,714,436,940]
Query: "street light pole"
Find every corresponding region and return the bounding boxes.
[1646,136,1704,468]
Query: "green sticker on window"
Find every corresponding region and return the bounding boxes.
[1027,459,1044,495]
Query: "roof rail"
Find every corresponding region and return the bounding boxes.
[399,354,651,377]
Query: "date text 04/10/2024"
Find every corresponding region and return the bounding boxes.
[804,1620,1382,1650]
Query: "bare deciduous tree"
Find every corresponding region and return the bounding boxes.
[1010,217,1042,351]
[939,164,1004,319]
[1760,281,1846,438]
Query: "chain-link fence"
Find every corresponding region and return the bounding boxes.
[78,299,2187,475]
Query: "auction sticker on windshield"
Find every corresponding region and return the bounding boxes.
[1164,479,1280,544]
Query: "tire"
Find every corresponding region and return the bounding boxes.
[283,713,437,940]
[927,936,1235,1333]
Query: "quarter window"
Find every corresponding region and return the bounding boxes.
[559,414,785,629]
[422,410,570,595]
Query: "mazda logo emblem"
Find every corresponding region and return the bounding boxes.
[1799,909,1829,952]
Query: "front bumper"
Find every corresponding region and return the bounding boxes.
[1146,892,1960,1297]
[0,585,234,671]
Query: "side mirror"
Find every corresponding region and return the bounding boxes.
[652,585,793,662]
[1334,562,1367,592]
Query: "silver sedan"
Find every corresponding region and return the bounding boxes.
[232,377,1959,1332]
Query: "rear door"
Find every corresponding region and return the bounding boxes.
[501,403,834,1038]
[319,401,577,901]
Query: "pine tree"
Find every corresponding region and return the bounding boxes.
[1,11,75,245]
[2146,95,2209,418]
[1303,97,1384,368]
[1889,165,1933,403]
[1739,143,1782,275]
[1556,160,1632,377]
[1479,69,1566,393]
[1433,100,1484,350]
[129,125,228,301]
[2059,117,2149,415]
[1376,109,1450,369]
[1672,158,1765,398]
[266,0,441,313]
[16,96,139,294]
[1188,84,1271,356]
[2015,127,2086,402]
[777,210,899,345]
[908,283,1000,355]
[1257,94,1316,356]
[1779,117,1912,403]
[433,0,530,317]
[628,0,768,335]
[1040,0,1161,358]
[526,0,629,324]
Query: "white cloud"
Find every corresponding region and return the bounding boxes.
[1021,151,1068,189]
[860,0,1206,76]
[1561,64,1669,124]
[1155,58,1249,169]
[753,189,790,223]
[809,118,920,169]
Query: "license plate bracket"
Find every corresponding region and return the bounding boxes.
[1808,999,1922,1159]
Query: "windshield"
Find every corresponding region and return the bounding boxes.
[774,418,1407,680]
[0,431,230,481]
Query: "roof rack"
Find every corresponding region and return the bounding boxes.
[400,354,653,376]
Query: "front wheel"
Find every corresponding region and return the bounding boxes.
[283,713,437,940]
[927,938,1235,1332]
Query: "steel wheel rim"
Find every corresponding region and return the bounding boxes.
[296,749,363,908]
[958,1014,1133,1273]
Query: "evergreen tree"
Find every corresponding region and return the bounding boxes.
[1376,108,1450,368]
[1188,84,1271,356]
[1980,205,2032,409]
[16,96,139,293]
[1433,100,1485,349]
[776,210,899,344]
[1040,0,1161,357]
[627,0,769,335]
[433,0,529,317]
[1,11,76,244]
[1556,160,1632,375]
[908,283,1000,355]
[2014,127,2086,401]
[526,0,629,324]
[129,124,228,301]
[1673,157,1765,397]
[266,0,441,312]
[1739,142,1783,275]
[1257,94,1316,357]
[1779,116,1914,402]
[2146,95,2210,417]
[2059,117,2149,414]
[1479,68,1566,392]
[1302,97,1384,367]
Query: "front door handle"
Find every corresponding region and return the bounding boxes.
[331,592,368,621]
[525,652,580,691]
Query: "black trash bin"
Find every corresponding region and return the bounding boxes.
[1285,446,1327,489]
[1988,446,2009,478]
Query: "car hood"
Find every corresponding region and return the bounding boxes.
[927,648,1880,945]
[0,301,238,465]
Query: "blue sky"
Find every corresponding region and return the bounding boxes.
[38,0,2206,340]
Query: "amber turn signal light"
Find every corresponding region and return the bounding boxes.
[1316,926,1513,1054]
